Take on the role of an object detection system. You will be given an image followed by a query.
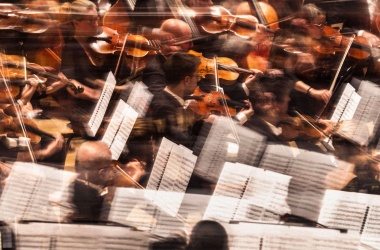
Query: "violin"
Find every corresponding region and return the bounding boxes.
[278,116,322,141]
[107,161,145,189]
[88,26,160,57]
[100,0,130,35]
[189,50,256,81]
[278,111,333,141]
[198,5,272,39]
[0,4,55,33]
[187,86,238,116]
[322,26,371,60]
[0,108,54,145]
[0,53,83,95]
[235,0,279,31]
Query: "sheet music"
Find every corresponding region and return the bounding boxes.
[318,190,380,249]
[86,72,116,137]
[102,100,138,159]
[336,80,380,146]
[177,193,211,232]
[108,188,184,237]
[203,162,251,222]
[234,165,291,222]
[227,222,360,250]
[146,138,175,191]
[0,162,77,222]
[330,83,361,123]
[14,222,149,249]
[193,117,266,182]
[153,145,197,216]
[126,81,153,118]
[258,144,347,221]
[203,162,291,223]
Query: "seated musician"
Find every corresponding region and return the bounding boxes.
[245,73,333,152]
[71,140,112,221]
[148,52,201,148]
[270,4,334,117]
[142,19,195,96]
[0,76,65,164]
[304,0,380,48]
[141,17,261,116]
[55,0,130,134]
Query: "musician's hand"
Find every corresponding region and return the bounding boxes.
[240,100,254,119]
[37,132,64,160]
[20,102,34,116]
[361,31,380,47]
[243,69,262,88]
[317,118,335,137]
[309,88,331,103]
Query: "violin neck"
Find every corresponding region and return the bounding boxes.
[217,63,254,75]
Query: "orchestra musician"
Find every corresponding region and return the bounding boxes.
[54,0,131,134]
[245,73,334,152]
[148,52,201,148]
[71,140,113,221]
[270,4,335,117]
[304,0,380,48]
[141,19,195,96]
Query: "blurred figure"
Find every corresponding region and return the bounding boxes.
[149,52,201,148]
[72,141,112,221]
[186,220,229,250]
[56,0,130,134]
[142,19,194,96]
[270,4,334,117]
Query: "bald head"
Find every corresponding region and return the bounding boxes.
[161,19,192,38]
[75,141,112,185]
[160,19,193,52]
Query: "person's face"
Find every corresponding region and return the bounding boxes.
[92,160,113,186]
[307,14,326,39]
[185,70,201,95]
[73,8,99,37]
[276,96,290,116]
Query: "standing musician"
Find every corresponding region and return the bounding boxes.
[54,0,131,134]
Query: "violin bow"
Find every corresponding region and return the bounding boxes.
[316,35,355,120]
[213,55,241,144]
[113,33,129,78]
[0,53,37,163]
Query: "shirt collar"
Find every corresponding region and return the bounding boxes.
[164,87,186,107]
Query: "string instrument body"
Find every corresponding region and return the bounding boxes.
[189,86,237,116]
[189,50,255,82]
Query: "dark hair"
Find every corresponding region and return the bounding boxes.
[163,52,201,85]
[186,220,229,250]
[255,73,293,103]
[249,74,294,116]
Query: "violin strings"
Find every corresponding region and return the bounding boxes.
[213,56,240,144]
